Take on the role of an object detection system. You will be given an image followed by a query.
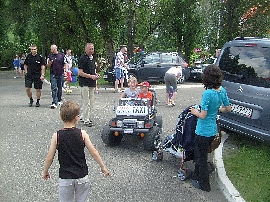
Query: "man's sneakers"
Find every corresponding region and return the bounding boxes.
[29,99,40,107]
[29,99,34,107]
[36,102,40,107]
[84,120,94,127]
[51,101,62,109]
[51,103,57,109]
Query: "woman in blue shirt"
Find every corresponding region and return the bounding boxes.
[190,64,231,192]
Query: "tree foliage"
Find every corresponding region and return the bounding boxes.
[0,0,269,68]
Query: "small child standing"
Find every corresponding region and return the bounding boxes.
[42,101,110,202]
[64,70,72,94]
[121,77,139,98]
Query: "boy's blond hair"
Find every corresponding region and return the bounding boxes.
[60,101,80,122]
[128,77,138,84]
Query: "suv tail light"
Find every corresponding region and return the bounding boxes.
[245,43,258,47]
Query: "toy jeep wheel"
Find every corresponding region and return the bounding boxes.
[101,124,123,146]
[155,116,162,128]
[143,126,161,151]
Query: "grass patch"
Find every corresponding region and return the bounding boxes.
[223,134,270,202]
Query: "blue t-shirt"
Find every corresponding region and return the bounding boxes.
[195,86,230,137]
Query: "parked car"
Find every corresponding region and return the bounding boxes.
[216,37,270,144]
[103,52,191,84]
[189,61,210,81]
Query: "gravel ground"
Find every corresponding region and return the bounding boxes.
[0,71,228,202]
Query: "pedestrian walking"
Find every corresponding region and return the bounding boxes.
[20,54,26,78]
[24,44,46,107]
[42,100,110,202]
[13,54,20,78]
[46,44,68,109]
[78,43,101,127]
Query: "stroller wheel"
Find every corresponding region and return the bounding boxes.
[177,168,192,181]
[152,151,163,161]
[157,151,163,160]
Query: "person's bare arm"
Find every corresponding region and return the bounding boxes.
[219,105,232,113]
[82,130,110,177]
[42,133,57,180]
[78,69,99,80]
[190,107,207,119]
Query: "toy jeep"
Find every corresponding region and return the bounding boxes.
[101,90,162,151]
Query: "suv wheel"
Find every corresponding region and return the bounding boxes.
[101,124,123,146]
[143,126,161,151]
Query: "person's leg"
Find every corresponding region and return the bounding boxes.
[74,175,90,202]
[25,76,34,106]
[120,69,125,89]
[33,78,43,107]
[170,75,178,105]
[79,86,84,121]
[87,87,95,123]
[58,179,75,202]
[164,74,172,105]
[81,86,90,123]
[115,68,120,91]
[50,74,58,106]
[14,67,18,78]
[57,75,63,104]
[120,77,124,89]
[194,135,213,192]
[114,79,119,91]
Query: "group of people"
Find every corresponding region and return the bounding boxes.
[20,42,232,200]
[13,54,26,78]
[23,43,100,128]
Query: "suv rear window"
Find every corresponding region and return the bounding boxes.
[219,45,270,88]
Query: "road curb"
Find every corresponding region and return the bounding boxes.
[214,133,246,202]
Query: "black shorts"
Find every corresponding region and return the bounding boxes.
[25,75,43,89]
[20,64,24,70]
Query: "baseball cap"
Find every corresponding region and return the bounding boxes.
[138,81,150,87]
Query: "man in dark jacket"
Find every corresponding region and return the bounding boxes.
[46,44,67,109]
[78,43,100,127]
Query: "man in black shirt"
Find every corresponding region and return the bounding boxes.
[78,43,100,127]
[24,44,46,107]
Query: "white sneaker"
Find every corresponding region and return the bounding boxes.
[51,104,57,109]
[58,101,63,106]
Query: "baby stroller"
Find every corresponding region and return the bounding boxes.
[153,104,199,180]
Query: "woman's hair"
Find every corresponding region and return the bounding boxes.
[60,101,80,122]
[202,64,223,89]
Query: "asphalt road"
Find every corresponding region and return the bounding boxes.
[0,71,228,202]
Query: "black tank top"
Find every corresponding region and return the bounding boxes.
[57,128,88,179]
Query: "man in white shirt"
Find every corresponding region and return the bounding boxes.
[114,46,129,92]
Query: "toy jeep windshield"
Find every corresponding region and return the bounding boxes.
[101,91,162,151]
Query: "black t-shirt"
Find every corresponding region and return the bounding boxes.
[24,54,45,77]
[78,53,96,87]
[57,128,88,179]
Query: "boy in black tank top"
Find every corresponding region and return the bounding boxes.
[42,101,109,201]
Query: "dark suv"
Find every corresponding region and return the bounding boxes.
[103,52,191,84]
[215,37,270,143]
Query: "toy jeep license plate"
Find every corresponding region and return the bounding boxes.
[116,106,148,116]
[124,128,134,133]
